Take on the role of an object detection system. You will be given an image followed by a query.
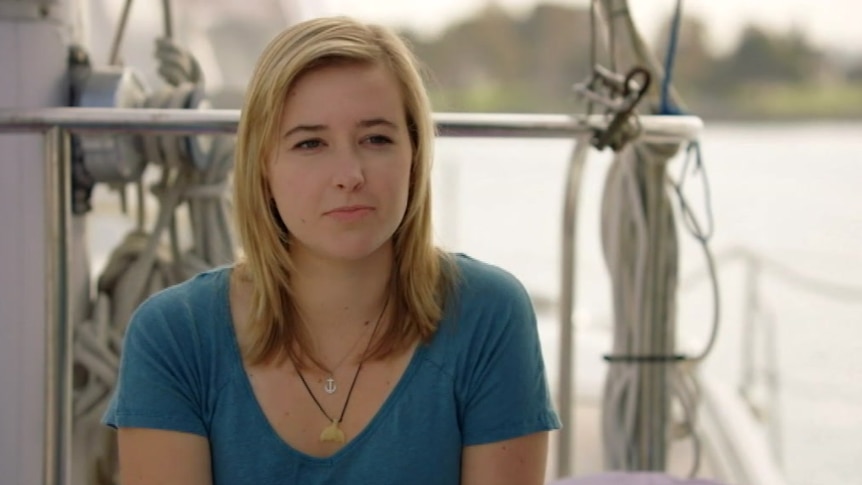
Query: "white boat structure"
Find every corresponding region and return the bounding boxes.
[0,0,792,484]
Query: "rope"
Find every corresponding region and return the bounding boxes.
[672,141,713,242]
[75,144,235,485]
[73,65,233,485]
[76,10,232,483]
[591,0,721,476]
[660,0,685,115]
[599,141,720,474]
[601,144,681,470]
[600,142,719,473]
[108,0,175,65]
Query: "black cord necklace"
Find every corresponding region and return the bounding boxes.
[295,295,389,443]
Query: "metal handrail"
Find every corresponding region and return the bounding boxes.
[0,107,703,141]
[0,107,703,482]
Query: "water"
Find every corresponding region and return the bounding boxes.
[88,122,862,484]
[429,122,862,485]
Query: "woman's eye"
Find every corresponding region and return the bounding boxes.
[295,139,323,150]
[365,135,393,145]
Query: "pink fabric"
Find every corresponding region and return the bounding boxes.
[548,472,728,485]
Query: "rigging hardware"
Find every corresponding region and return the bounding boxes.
[573,64,651,152]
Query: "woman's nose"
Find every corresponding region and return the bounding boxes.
[332,148,365,191]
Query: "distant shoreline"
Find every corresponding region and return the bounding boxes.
[699,113,862,123]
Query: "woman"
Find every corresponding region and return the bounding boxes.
[104,16,560,484]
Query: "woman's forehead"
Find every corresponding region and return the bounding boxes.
[279,62,406,129]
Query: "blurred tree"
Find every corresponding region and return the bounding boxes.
[846,61,862,82]
[781,28,829,83]
[401,2,853,118]
[520,4,593,110]
[406,4,593,112]
[717,24,823,86]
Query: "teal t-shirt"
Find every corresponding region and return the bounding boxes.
[103,254,561,484]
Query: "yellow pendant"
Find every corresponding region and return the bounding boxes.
[320,420,346,443]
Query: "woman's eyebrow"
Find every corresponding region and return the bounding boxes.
[358,118,398,129]
[282,118,398,138]
[282,124,325,138]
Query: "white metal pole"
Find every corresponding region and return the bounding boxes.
[0,2,74,484]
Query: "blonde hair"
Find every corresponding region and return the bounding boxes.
[233,16,455,367]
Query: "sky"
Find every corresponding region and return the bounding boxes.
[312,0,862,55]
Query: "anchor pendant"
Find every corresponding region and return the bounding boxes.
[324,377,337,394]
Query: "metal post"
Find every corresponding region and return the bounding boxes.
[556,136,591,478]
[43,127,72,485]
[0,5,72,484]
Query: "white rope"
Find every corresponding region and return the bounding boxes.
[72,135,235,485]
[601,145,680,470]
[600,142,724,475]
[584,0,726,476]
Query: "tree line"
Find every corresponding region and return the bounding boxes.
[401,4,862,120]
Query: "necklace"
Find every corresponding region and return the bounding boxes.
[320,323,370,395]
[295,296,389,443]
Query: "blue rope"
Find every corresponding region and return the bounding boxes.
[658,1,712,244]
[675,140,714,242]
[660,0,685,115]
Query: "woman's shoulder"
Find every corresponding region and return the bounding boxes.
[449,252,529,302]
[128,265,233,341]
[105,266,238,434]
[434,253,535,342]
[139,266,230,311]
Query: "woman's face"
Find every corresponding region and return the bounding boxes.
[268,61,413,265]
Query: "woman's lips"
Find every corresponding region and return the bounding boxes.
[325,205,374,222]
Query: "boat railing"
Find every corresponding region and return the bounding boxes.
[0,107,703,484]
[679,244,862,470]
[0,107,702,139]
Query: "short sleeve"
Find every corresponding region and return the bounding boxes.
[102,295,208,437]
[456,264,561,445]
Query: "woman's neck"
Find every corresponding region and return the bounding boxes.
[289,246,393,333]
